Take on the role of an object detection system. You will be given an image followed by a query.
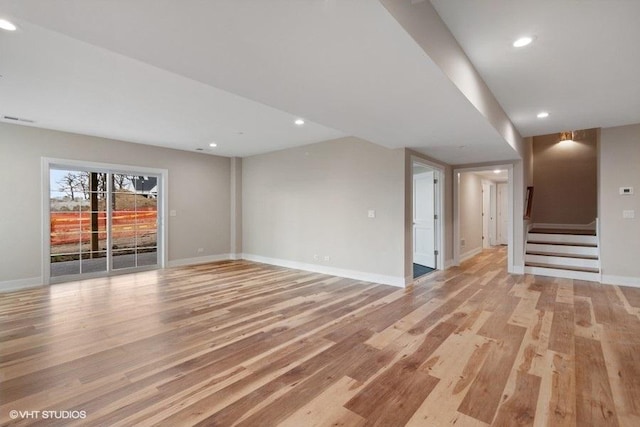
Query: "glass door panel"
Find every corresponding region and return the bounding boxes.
[50,169,107,278]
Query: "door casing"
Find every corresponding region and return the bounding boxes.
[42,157,168,285]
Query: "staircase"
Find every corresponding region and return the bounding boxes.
[524,226,600,281]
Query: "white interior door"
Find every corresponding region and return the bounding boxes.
[490,184,497,245]
[497,183,508,245]
[413,171,435,268]
[482,183,491,248]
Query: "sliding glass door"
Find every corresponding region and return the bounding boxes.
[111,174,158,270]
[49,166,160,282]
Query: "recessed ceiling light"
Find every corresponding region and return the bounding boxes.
[513,36,533,48]
[537,111,549,119]
[209,142,217,147]
[493,169,502,174]
[294,119,305,126]
[0,19,17,31]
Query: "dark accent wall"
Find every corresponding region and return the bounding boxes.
[532,129,597,225]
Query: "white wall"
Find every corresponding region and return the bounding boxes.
[242,137,406,285]
[0,123,231,288]
[599,123,640,286]
[459,172,483,259]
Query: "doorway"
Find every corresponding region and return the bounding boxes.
[412,161,440,279]
[454,165,512,269]
[45,159,166,284]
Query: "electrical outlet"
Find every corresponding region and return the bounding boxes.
[313,254,319,261]
[324,255,331,261]
[197,248,204,253]
[461,238,466,247]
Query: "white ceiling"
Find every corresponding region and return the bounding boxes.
[0,0,518,164]
[431,0,640,137]
[473,169,508,183]
[0,19,345,157]
[4,1,636,163]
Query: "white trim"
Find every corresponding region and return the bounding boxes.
[0,277,44,293]
[532,221,596,231]
[601,274,640,288]
[524,266,600,282]
[459,247,483,263]
[511,265,525,274]
[525,254,599,269]
[41,157,52,286]
[229,253,243,261]
[444,259,455,269]
[168,253,231,268]
[527,233,597,245]
[242,253,406,288]
[526,243,599,257]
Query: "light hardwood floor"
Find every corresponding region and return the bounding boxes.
[1,247,640,426]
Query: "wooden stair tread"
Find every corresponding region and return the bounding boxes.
[525,262,599,273]
[526,251,598,260]
[529,228,596,236]
[526,240,597,248]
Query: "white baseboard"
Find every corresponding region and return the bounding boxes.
[168,253,231,268]
[459,247,483,263]
[229,253,243,261]
[0,277,44,293]
[532,222,596,231]
[601,274,640,288]
[241,253,405,288]
[511,265,525,275]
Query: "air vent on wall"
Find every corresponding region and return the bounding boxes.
[3,115,35,123]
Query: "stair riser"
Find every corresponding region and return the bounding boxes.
[525,254,599,269]
[527,233,597,245]
[524,266,600,282]
[526,243,599,257]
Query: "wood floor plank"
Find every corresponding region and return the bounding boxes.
[575,336,620,426]
[617,285,640,309]
[1,247,639,426]
[548,302,575,354]
[457,324,527,424]
[344,321,456,425]
[492,371,541,426]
